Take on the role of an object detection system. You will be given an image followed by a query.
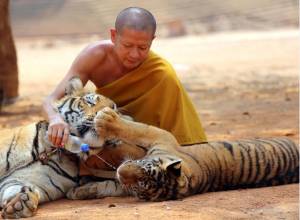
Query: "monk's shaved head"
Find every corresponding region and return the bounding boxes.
[115,7,156,36]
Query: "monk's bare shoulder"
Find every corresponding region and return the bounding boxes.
[70,40,114,77]
[81,40,114,61]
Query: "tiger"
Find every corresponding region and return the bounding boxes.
[78,106,298,202]
[0,77,144,218]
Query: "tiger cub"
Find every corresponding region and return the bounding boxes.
[94,107,299,201]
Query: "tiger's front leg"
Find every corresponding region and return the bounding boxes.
[95,107,179,150]
[1,186,39,219]
[66,180,127,200]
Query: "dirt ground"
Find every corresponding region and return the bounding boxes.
[0,29,299,219]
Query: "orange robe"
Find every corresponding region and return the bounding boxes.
[80,51,206,175]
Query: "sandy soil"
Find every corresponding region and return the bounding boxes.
[0,29,299,219]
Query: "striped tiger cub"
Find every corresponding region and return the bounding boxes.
[94,107,299,201]
[0,78,124,218]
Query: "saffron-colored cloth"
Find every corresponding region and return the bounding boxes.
[79,51,207,175]
[97,51,207,144]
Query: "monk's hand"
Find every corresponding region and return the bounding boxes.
[48,115,69,147]
[95,107,121,140]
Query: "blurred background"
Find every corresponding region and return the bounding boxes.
[11,0,298,38]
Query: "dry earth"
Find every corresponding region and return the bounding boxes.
[0,29,299,219]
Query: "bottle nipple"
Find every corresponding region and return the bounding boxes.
[80,144,90,152]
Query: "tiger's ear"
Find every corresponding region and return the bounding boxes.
[165,159,182,177]
[65,77,83,96]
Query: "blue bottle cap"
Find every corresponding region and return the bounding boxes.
[80,144,90,152]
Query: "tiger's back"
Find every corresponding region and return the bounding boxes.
[182,137,299,193]
[0,123,46,177]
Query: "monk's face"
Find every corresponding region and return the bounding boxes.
[111,28,154,70]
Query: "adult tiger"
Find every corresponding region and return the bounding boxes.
[85,107,299,201]
[0,77,141,218]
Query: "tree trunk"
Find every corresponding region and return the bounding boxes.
[0,0,19,106]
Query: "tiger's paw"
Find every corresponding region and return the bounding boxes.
[95,107,122,140]
[1,186,39,219]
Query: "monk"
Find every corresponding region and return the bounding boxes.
[43,7,207,174]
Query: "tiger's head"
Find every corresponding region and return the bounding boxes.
[55,77,117,147]
[116,154,185,201]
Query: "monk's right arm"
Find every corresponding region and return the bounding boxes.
[42,44,105,147]
[42,71,87,147]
